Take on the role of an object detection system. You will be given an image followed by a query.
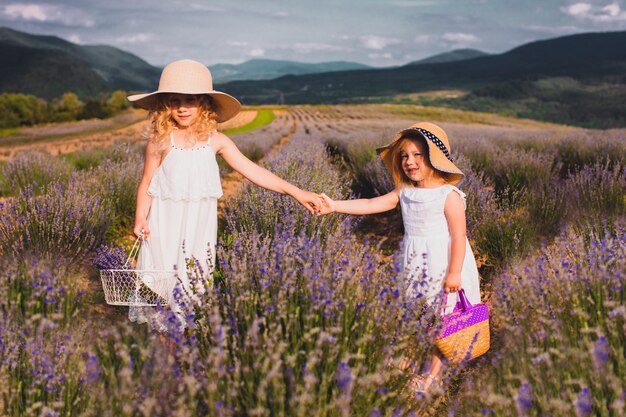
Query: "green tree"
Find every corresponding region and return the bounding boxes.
[52,92,84,122]
[106,90,129,113]
[58,92,83,113]
[0,93,47,128]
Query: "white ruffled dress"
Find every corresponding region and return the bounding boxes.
[399,185,481,314]
[129,131,222,328]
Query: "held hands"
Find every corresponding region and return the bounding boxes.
[444,272,462,293]
[295,189,324,215]
[316,193,335,215]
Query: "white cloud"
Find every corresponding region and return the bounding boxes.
[561,2,626,22]
[188,4,224,12]
[249,48,265,57]
[1,3,94,27]
[115,33,154,44]
[414,34,433,44]
[442,32,479,43]
[288,43,346,53]
[521,24,582,34]
[391,1,441,6]
[603,2,621,16]
[563,2,592,16]
[368,52,393,60]
[360,35,401,50]
[66,33,82,44]
[273,11,289,17]
[3,4,46,21]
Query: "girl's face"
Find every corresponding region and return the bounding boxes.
[167,94,199,128]
[400,139,435,184]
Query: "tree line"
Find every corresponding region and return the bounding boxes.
[0,91,130,129]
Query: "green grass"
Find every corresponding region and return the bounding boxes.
[379,103,556,127]
[0,127,20,137]
[224,109,275,135]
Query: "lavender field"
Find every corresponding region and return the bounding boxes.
[0,104,624,416]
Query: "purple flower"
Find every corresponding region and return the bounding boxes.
[92,244,127,270]
[515,381,533,415]
[336,360,353,393]
[592,335,610,369]
[575,387,593,417]
[369,408,382,417]
[84,354,101,383]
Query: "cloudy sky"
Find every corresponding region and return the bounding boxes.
[1,0,626,68]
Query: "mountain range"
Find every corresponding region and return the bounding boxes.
[221,30,626,104]
[210,59,372,82]
[1,26,625,127]
[0,26,490,99]
[0,27,161,99]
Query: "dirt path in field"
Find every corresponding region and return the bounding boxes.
[0,110,148,160]
[0,109,259,160]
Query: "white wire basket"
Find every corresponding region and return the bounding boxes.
[99,233,178,306]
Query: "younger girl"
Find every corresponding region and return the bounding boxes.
[127,59,321,329]
[318,122,481,393]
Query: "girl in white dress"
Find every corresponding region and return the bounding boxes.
[318,121,481,394]
[127,60,321,330]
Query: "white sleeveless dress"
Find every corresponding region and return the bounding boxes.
[129,131,222,328]
[399,185,481,314]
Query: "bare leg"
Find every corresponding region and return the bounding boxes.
[422,351,444,389]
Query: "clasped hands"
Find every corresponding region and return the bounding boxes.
[298,191,335,215]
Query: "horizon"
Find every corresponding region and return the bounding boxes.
[3,24,625,70]
[2,1,626,67]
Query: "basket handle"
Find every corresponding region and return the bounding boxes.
[440,288,472,316]
[123,230,144,269]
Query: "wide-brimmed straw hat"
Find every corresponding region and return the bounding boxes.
[127,59,241,122]
[376,121,464,185]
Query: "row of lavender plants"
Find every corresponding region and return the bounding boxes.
[0,105,624,416]
[453,222,626,416]
[320,116,626,277]
[218,111,295,176]
[0,134,442,415]
[292,107,626,415]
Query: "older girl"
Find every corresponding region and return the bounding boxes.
[128,59,321,329]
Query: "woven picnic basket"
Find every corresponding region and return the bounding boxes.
[99,233,177,306]
[434,289,490,363]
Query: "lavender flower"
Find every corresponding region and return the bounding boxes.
[575,387,593,417]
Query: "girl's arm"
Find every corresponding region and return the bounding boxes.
[443,190,467,293]
[318,190,400,215]
[213,132,322,213]
[133,140,162,239]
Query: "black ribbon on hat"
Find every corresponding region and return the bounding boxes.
[404,127,454,162]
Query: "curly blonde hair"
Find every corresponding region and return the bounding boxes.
[147,94,219,150]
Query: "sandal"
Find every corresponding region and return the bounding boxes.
[406,373,442,395]
[387,356,415,373]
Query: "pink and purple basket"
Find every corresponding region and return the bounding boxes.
[435,289,490,363]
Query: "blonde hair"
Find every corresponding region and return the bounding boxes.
[387,134,451,187]
[147,94,219,150]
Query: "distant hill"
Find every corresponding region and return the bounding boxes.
[210,58,372,82]
[218,30,626,127]
[2,26,626,127]
[407,48,490,65]
[0,27,161,99]
[220,30,626,103]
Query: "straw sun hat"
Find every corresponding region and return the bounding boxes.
[127,59,241,123]
[376,121,464,185]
